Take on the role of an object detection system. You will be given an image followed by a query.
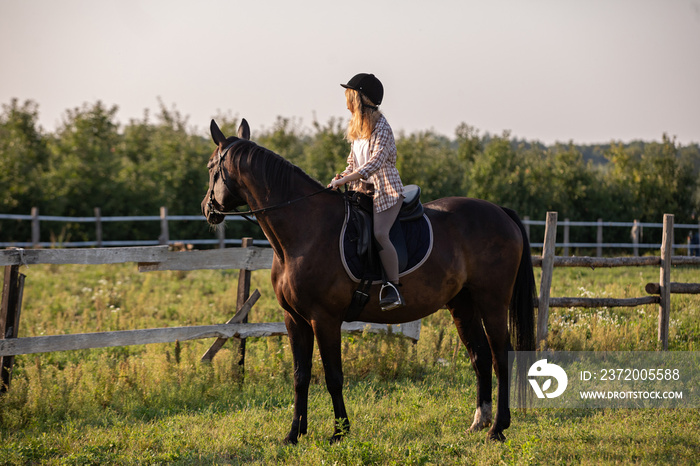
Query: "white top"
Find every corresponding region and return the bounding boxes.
[351,139,371,167]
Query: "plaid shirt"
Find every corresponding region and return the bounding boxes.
[343,115,404,212]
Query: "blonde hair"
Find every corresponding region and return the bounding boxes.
[345,88,382,141]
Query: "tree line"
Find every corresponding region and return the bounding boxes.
[1,98,699,249]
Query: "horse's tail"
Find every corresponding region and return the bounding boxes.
[502,207,537,408]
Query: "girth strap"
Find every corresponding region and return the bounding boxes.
[345,277,372,322]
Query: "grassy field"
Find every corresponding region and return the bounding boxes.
[0,261,698,464]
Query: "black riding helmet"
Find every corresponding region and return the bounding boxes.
[341,73,384,108]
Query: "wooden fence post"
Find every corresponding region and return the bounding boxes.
[1,265,26,392]
[237,238,253,374]
[217,226,226,249]
[31,207,40,248]
[94,207,103,247]
[596,218,603,257]
[537,211,557,349]
[159,207,169,245]
[563,218,570,257]
[523,216,530,242]
[689,220,700,257]
[632,219,640,257]
[658,214,673,350]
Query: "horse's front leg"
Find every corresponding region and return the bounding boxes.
[313,320,349,443]
[283,311,315,445]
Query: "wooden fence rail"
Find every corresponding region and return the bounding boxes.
[0,320,415,358]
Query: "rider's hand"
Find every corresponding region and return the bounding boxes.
[329,178,343,190]
[328,174,344,190]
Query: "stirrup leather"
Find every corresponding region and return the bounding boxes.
[379,282,405,311]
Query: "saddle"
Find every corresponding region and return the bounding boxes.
[341,185,433,321]
[348,184,424,273]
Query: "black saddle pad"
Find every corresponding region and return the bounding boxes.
[340,203,433,283]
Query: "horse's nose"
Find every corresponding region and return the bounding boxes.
[202,195,224,225]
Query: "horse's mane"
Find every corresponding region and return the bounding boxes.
[230,139,324,195]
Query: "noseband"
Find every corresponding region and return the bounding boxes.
[206,141,333,221]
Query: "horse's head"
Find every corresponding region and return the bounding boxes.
[201,119,251,225]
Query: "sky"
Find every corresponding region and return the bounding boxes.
[1,0,699,145]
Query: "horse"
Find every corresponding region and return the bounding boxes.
[201,119,537,443]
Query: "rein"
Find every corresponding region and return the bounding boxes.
[210,186,334,217]
[207,140,334,222]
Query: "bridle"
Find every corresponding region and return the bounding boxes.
[207,140,240,215]
[206,140,333,223]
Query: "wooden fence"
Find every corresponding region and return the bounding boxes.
[534,212,700,350]
[523,216,700,257]
[0,207,237,248]
[1,212,699,391]
[3,208,700,255]
[0,240,421,391]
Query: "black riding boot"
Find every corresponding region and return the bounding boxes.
[379,282,405,311]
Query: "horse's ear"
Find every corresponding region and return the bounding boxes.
[237,118,251,140]
[210,120,227,146]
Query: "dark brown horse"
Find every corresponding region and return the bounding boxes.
[202,119,536,443]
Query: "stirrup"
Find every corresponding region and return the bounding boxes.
[379,282,405,311]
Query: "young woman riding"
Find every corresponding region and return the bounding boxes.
[328,73,405,311]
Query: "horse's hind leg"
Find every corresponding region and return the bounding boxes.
[480,297,514,442]
[447,289,494,433]
[283,311,315,445]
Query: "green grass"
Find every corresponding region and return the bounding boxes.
[0,262,698,464]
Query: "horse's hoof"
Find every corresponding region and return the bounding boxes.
[329,433,345,444]
[488,430,506,442]
[329,428,348,444]
[468,418,492,433]
[469,403,493,433]
[467,425,482,433]
[329,419,349,444]
[283,435,298,446]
